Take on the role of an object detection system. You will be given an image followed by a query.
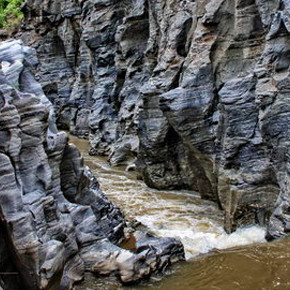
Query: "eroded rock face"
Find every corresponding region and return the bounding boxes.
[0,39,184,290]
[20,0,148,167]
[18,1,290,236]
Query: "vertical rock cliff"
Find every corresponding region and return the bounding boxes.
[18,0,290,236]
[0,39,184,290]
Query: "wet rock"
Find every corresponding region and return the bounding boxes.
[135,231,185,269]
[0,39,184,290]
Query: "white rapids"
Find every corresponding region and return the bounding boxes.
[69,136,266,260]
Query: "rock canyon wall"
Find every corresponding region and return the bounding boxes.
[0,40,184,290]
[18,1,290,237]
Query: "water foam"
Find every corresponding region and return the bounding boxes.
[71,135,267,261]
[136,215,266,260]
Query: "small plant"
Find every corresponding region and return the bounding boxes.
[0,0,25,29]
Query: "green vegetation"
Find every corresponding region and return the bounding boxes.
[0,0,25,29]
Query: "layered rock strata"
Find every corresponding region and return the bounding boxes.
[0,39,184,290]
[18,1,290,237]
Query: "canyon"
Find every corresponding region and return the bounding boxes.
[0,39,184,289]
[18,0,290,236]
[1,0,290,289]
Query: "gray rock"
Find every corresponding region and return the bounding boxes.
[17,0,290,238]
[0,39,184,290]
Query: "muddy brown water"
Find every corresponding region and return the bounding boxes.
[69,135,290,290]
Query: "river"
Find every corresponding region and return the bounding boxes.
[69,135,290,290]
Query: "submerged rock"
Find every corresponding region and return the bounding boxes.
[18,1,290,237]
[0,39,184,290]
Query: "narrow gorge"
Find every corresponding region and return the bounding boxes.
[1,0,290,289]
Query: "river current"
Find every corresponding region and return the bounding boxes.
[70,135,290,290]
